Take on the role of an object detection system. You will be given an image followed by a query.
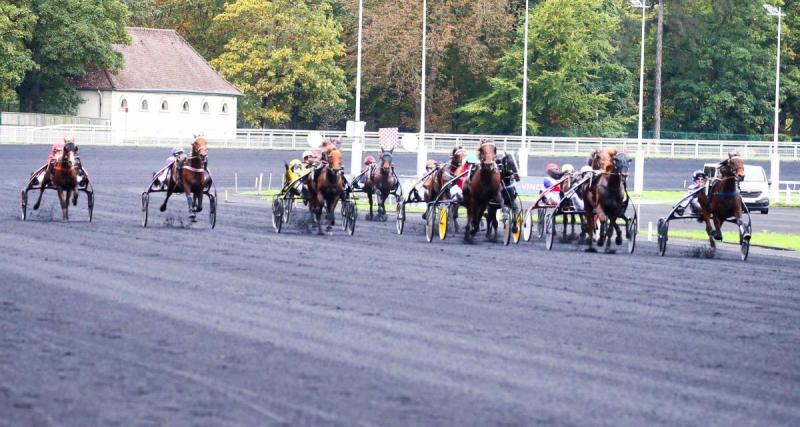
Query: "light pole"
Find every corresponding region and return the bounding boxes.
[349,0,365,177]
[518,0,530,177]
[764,3,783,202]
[417,0,428,177]
[630,0,649,195]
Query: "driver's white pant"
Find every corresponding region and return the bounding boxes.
[570,193,584,211]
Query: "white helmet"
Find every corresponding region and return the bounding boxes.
[561,163,575,174]
[580,165,593,174]
[302,150,313,158]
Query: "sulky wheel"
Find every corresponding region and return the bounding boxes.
[346,201,357,236]
[512,211,523,244]
[627,216,637,254]
[502,207,512,246]
[396,201,405,235]
[425,205,436,243]
[544,213,555,251]
[284,198,293,224]
[438,206,449,240]
[739,222,751,261]
[87,191,94,223]
[341,201,350,231]
[272,196,284,233]
[209,194,217,229]
[536,207,547,239]
[657,218,668,257]
[20,189,28,221]
[141,192,149,227]
[522,210,533,242]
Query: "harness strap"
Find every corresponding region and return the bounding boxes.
[182,165,206,173]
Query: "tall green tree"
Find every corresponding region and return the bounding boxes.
[0,0,36,104]
[458,0,635,136]
[211,0,349,128]
[16,0,129,114]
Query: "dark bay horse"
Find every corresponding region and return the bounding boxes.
[463,140,503,243]
[485,152,521,237]
[582,148,629,253]
[363,148,399,221]
[33,140,79,220]
[423,145,466,205]
[697,151,746,248]
[160,137,209,221]
[305,142,345,234]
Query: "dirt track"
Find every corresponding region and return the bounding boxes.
[1,145,799,426]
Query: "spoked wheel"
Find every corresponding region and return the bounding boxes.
[208,194,217,229]
[512,210,523,244]
[341,201,350,231]
[657,218,668,256]
[87,191,94,223]
[141,192,149,227]
[502,207,512,246]
[283,198,293,224]
[739,222,751,261]
[20,190,28,221]
[396,201,405,234]
[272,196,284,233]
[544,213,555,251]
[536,207,547,239]
[522,210,533,242]
[425,205,436,243]
[438,206,449,240]
[345,201,357,236]
[626,216,638,254]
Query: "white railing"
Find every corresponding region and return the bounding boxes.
[2,124,799,160]
[0,112,109,127]
[778,181,800,203]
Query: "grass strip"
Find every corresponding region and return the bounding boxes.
[667,230,800,251]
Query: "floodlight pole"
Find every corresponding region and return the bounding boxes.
[632,0,647,196]
[518,0,530,177]
[765,5,782,202]
[350,0,365,177]
[418,0,428,177]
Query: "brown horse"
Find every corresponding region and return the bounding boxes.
[33,140,79,220]
[582,147,629,253]
[160,137,209,221]
[697,151,746,247]
[363,148,399,221]
[463,139,503,243]
[305,141,345,234]
[423,145,466,204]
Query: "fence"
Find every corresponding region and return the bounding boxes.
[0,112,109,127]
[2,124,799,161]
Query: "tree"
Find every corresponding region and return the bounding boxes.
[458,0,635,137]
[16,0,129,114]
[0,1,36,105]
[211,0,350,128]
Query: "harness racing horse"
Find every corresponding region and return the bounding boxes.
[160,136,209,221]
[485,152,521,238]
[558,172,584,242]
[463,140,504,243]
[697,151,746,248]
[304,142,345,234]
[33,140,79,220]
[582,148,630,253]
[423,145,466,205]
[363,148,399,221]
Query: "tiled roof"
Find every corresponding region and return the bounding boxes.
[74,27,242,96]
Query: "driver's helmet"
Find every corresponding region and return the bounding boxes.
[465,153,479,164]
[580,165,593,174]
[545,162,560,173]
[693,170,707,181]
[561,164,575,174]
[364,155,375,165]
[302,150,314,160]
[170,147,184,157]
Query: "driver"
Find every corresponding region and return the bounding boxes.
[677,170,707,216]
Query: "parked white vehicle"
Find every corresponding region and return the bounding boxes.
[703,163,770,214]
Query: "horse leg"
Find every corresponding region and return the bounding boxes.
[584,211,596,252]
[463,208,474,243]
[366,190,374,221]
[33,175,48,210]
[614,219,624,245]
[195,191,204,213]
[160,185,173,212]
[185,192,196,221]
[711,216,723,241]
[569,215,578,241]
[56,188,67,221]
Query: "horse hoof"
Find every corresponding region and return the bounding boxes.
[615,236,623,245]
[196,206,203,213]
[160,205,167,212]
[585,247,597,253]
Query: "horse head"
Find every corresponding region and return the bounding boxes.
[478,139,497,170]
[58,140,78,166]
[379,148,393,173]
[724,150,745,182]
[613,151,630,177]
[192,137,209,163]
[589,148,614,172]
[500,152,520,183]
[451,145,466,170]
[327,148,343,171]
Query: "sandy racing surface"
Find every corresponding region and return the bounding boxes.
[1,145,799,426]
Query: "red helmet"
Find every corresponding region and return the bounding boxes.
[545,162,560,172]
[364,155,375,165]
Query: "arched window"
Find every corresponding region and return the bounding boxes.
[202,102,210,113]
[182,101,190,112]
[120,98,128,111]
[140,99,149,111]
[161,100,169,111]
[221,103,229,114]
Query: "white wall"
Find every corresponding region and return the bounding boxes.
[78,90,238,139]
[76,90,113,119]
